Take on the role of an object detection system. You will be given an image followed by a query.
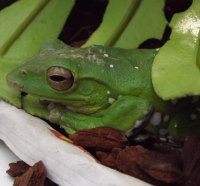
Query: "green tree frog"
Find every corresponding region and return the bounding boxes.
[7,40,169,133]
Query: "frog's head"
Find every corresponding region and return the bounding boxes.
[7,41,118,114]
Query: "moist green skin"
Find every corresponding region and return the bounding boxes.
[7,40,168,133]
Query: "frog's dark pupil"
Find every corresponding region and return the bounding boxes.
[50,75,66,82]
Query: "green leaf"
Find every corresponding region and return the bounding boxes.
[0,0,49,55]
[152,0,200,100]
[0,0,74,107]
[114,0,167,48]
[82,0,141,47]
[83,0,167,49]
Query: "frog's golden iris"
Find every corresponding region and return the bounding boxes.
[47,66,74,91]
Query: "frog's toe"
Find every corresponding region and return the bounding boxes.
[49,108,62,124]
[61,125,76,134]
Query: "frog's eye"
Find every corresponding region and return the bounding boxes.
[47,67,74,91]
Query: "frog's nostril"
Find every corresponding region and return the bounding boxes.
[20,69,28,76]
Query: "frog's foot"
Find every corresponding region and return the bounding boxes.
[48,106,103,132]
[48,96,152,134]
[125,106,153,137]
[22,95,49,119]
[48,106,78,133]
[60,125,77,134]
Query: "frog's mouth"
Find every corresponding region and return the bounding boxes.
[40,99,93,114]
[21,91,104,115]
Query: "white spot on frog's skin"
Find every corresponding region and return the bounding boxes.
[98,49,104,53]
[87,54,96,61]
[86,54,105,65]
[108,97,115,104]
[150,112,162,126]
[190,114,197,120]
[48,48,85,60]
[134,66,139,70]
[163,115,170,122]
[98,48,119,60]
[71,54,84,59]
[134,120,143,128]
[143,107,152,115]
[125,113,150,137]
[109,64,114,68]
[107,90,110,94]
[125,128,133,137]
[143,110,148,115]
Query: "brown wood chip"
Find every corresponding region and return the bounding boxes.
[182,134,200,186]
[96,148,122,169]
[115,145,184,185]
[137,149,183,184]
[7,161,30,177]
[116,146,157,184]
[7,160,58,186]
[13,161,46,186]
[69,126,128,151]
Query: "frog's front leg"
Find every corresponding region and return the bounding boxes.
[49,96,151,134]
[22,95,50,119]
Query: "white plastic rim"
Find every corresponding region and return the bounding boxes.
[0,100,151,186]
[0,140,20,186]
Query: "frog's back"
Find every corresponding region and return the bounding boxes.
[78,45,157,96]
